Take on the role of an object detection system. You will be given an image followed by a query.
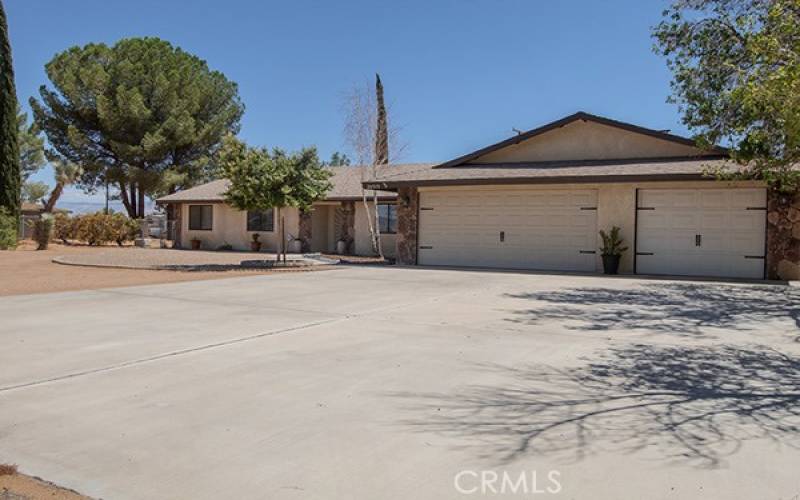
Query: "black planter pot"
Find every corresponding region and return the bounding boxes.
[602,254,621,275]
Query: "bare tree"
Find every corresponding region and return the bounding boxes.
[342,74,407,257]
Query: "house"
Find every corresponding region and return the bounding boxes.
[364,112,798,280]
[156,166,413,257]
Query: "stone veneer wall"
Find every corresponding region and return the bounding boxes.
[395,187,418,265]
[298,210,312,253]
[767,189,800,280]
[334,201,356,253]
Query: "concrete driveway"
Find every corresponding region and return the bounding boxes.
[1,267,799,499]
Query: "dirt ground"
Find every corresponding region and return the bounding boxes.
[0,241,283,297]
[0,470,89,500]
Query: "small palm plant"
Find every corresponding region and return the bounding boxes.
[599,226,628,256]
[599,226,628,275]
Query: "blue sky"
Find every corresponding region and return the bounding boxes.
[7,0,681,206]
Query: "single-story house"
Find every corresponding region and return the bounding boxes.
[156,166,408,258]
[364,112,800,281]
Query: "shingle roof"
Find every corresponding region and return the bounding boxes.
[363,157,741,188]
[156,166,399,204]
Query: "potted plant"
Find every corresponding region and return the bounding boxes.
[599,226,628,275]
[250,233,262,252]
[190,237,201,250]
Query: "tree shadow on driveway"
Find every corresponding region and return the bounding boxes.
[504,283,800,337]
[393,344,800,468]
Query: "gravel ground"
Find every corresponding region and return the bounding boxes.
[0,242,326,297]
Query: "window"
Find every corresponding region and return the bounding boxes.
[378,204,397,234]
[247,209,274,232]
[188,205,213,230]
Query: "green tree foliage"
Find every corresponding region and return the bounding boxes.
[220,136,332,212]
[21,181,49,203]
[18,106,45,181]
[219,136,332,255]
[42,157,80,212]
[0,206,15,249]
[324,151,352,166]
[0,0,19,219]
[654,0,800,191]
[30,37,244,217]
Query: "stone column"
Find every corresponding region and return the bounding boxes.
[298,210,312,253]
[767,189,800,280]
[395,187,418,265]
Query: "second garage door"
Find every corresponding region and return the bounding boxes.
[636,188,767,279]
[418,189,598,271]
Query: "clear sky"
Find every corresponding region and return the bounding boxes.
[6,0,682,206]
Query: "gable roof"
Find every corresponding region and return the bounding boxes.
[436,111,727,168]
[156,166,399,204]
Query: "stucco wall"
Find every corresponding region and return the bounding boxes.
[413,180,764,274]
[473,120,715,163]
[180,203,300,252]
[354,201,397,258]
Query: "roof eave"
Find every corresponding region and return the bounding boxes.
[364,172,729,190]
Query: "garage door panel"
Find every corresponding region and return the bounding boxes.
[419,189,597,271]
[637,188,765,279]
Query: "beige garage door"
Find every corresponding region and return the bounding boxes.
[636,188,766,279]
[418,188,598,271]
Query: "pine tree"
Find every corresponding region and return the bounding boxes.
[31,37,243,218]
[0,0,19,219]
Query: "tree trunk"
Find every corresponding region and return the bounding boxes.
[374,192,383,258]
[138,187,145,218]
[119,181,134,218]
[43,182,64,213]
[129,182,138,218]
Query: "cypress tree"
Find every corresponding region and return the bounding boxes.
[374,73,388,165]
[0,0,19,218]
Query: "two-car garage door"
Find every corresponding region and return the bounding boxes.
[418,189,598,271]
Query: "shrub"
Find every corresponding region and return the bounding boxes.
[109,213,139,246]
[51,212,141,246]
[217,242,233,251]
[0,207,16,250]
[31,213,55,250]
[0,463,17,476]
[53,212,74,244]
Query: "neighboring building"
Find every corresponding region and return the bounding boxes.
[365,112,796,280]
[156,166,409,257]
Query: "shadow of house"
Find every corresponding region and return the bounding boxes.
[393,344,800,468]
[505,283,800,336]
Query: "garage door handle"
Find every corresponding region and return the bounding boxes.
[420,245,433,250]
[579,250,596,254]
[695,234,702,247]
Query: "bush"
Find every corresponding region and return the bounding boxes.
[55,212,140,246]
[109,213,139,246]
[31,213,55,250]
[54,212,74,244]
[0,207,16,250]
